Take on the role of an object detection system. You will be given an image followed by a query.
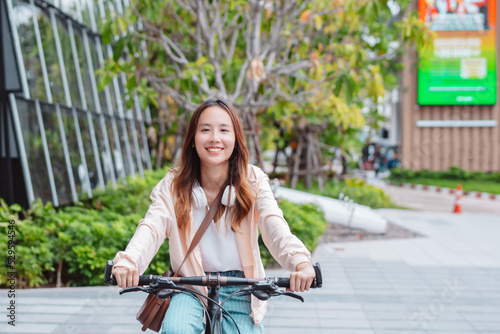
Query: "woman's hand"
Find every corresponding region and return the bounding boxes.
[289,262,315,292]
[112,266,139,288]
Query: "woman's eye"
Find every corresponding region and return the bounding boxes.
[201,128,210,132]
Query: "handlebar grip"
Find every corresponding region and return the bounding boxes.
[138,275,153,286]
[105,260,152,286]
[275,277,290,288]
[311,262,322,288]
[107,275,151,286]
[104,260,115,285]
[276,262,323,289]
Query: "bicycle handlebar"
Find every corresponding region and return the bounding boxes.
[104,260,323,289]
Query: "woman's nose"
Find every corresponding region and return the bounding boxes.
[210,131,220,142]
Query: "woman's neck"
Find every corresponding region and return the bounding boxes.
[199,163,229,193]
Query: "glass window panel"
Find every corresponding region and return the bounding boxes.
[89,0,102,29]
[55,17,82,108]
[115,77,130,118]
[15,98,53,203]
[88,37,109,114]
[80,0,93,27]
[39,102,72,205]
[136,121,149,172]
[118,119,132,176]
[107,78,119,116]
[73,28,96,111]
[59,105,86,198]
[104,0,115,19]
[76,109,99,189]
[114,0,124,14]
[92,113,111,186]
[105,115,126,179]
[126,119,139,173]
[11,0,47,100]
[58,0,81,22]
[37,7,66,104]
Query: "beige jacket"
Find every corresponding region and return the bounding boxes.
[113,165,311,325]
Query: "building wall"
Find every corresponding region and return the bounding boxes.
[401,2,500,172]
[2,0,152,207]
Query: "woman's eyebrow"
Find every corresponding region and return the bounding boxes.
[198,122,232,127]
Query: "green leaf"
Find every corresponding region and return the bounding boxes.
[126,75,137,90]
[314,14,323,30]
[195,57,207,67]
[100,21,112,45]
[113,39,126,62]
[10,204,22,212]
[139,95,149,109]
[125,97,134,109]
[334,75,343,96]
[97,75,108,92]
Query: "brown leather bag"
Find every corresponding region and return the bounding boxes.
[136,182,228,332]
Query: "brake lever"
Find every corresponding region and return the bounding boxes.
[247,280,304,302]
[119,286,152,295]
[279,291,304,302]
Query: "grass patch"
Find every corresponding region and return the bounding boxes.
[388,166,500,194]
[389,177,500,195]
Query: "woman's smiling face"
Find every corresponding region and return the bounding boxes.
[194,106,236,168]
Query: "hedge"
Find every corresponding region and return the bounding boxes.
[389,166,500,182]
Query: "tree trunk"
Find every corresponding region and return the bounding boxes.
[56,257,63,288]
[289,125,326,189]
[242,109,264,168]
[156,97,168,169]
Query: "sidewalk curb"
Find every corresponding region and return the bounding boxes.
[387,181,500,201]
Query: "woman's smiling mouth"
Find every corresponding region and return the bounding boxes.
[207,147,223,153]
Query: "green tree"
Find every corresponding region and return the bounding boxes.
[99,0,431,179]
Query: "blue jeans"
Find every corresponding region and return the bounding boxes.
[161,270,263,334]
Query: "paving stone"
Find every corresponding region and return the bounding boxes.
[318,318,372,329]
[470,321,500,332]
[0,324,59,333]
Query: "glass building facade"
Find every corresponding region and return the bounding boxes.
[0,0,151,208]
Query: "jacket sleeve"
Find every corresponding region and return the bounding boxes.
[254,167,311,271]
[112,173,175,274]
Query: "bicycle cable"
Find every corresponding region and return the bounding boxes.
[165,286,241,334]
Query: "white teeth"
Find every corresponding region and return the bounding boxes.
[207,148,222,152]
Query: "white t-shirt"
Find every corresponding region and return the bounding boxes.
[192,184,243,272]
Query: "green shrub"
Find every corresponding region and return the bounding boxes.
[259,200,328,267]
[389,166,500,183]
[294,178,398,209]
[0,200,55,288]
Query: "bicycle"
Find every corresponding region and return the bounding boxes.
[104,260,323,334]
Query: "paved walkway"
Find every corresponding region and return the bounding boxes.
[2,209,500,334]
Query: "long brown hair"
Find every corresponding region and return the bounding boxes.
[171,100,255,231]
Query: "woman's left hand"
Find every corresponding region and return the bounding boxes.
[288,262,315,292]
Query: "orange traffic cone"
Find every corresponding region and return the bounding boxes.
[453,184,462,214]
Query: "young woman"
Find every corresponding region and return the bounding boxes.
[112,100,315,333]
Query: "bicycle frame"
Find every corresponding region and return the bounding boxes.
[207,284,221,334]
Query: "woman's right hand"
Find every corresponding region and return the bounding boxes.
[112,266,139,288]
